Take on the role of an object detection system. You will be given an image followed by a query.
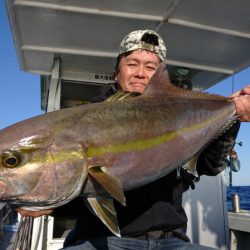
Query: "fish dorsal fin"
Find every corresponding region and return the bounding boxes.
[143,60,230,102]
[87,197,121,236]
[143,60,172,97]
[88,166,126,206]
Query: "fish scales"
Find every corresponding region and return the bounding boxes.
[80,96,235,190]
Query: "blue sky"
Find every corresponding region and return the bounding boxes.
[1,3,249,186]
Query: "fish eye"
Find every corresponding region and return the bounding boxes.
[2,151,21,168]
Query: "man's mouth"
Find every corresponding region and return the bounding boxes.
[130,82,146,87]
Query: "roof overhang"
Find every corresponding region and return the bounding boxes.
[5,0,250,91]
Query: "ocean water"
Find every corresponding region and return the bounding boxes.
[226,185,250,211]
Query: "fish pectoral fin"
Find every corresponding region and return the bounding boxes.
[87,197,120,237]
[88,166,126,206]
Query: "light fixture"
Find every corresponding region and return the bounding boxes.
[174,67,190,77]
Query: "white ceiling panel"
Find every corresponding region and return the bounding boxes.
[5,0,250,90]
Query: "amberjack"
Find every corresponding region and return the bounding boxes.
[0,61,237,235]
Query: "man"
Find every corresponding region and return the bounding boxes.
[225,149,241,186]
[17,30,250,249]
[228,149,241,173]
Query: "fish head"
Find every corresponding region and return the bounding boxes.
[0,116,88,209]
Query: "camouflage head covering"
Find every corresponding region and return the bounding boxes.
[118,30,167,61]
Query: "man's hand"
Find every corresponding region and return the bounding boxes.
[229,149,238,160]
[230,85,250,122]
[15,207,53,217]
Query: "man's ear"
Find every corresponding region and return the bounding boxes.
[114,71,119,81]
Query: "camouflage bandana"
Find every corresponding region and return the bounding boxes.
[118,30,167,61]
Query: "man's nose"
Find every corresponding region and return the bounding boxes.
[135,65,145,77]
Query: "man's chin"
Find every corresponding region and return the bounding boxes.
[129,85,146,93]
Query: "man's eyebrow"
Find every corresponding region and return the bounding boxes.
[145,61,159,65]
[125,58,139,63]
[125,58,159,65]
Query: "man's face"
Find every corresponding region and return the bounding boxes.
[115,50,161,93]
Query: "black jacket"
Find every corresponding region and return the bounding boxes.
[54,83,240,245]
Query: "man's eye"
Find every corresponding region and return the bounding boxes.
[2,151,22,168]
[128,63,137,67]
[146,65,157,71]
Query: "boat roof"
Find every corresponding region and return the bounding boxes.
[5,0,250,92]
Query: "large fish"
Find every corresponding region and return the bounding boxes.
[0,62,237,235]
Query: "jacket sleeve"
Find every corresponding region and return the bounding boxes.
[196,121,241,176]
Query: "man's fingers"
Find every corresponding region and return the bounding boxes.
[233,95,250,122]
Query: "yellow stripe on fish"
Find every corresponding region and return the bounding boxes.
[87,107,233,158]
[27,148,84,165]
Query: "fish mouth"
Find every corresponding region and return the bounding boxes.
[0,179,6,198]
[3,198,66,210]
[4,194,75,209]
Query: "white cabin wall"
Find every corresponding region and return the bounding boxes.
[183,173,229,249]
